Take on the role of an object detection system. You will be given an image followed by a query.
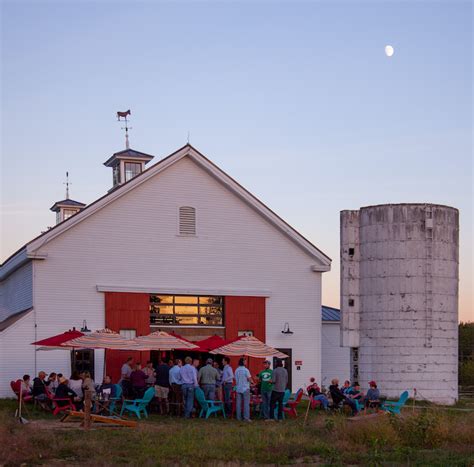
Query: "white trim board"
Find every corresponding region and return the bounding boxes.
[96,285,271,297]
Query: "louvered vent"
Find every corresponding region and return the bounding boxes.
[179,206,196,235]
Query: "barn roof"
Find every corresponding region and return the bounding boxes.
[322,305,340,322]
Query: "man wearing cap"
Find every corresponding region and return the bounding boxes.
[257,360,273,419]
[198,358,219,401]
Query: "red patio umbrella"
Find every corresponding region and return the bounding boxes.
[132,331,200,351]
[194,335,230,352]
[32,329,85,350]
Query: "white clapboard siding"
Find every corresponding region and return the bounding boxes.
[321,322,350,387]
[0,262,33,322]
[1,155,325,395]
[0,310,35,396]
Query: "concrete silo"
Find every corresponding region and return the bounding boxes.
[340,204,459,404]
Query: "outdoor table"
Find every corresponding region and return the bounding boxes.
[93,394,115,416]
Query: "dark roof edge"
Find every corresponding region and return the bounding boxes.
[0,307,33,332]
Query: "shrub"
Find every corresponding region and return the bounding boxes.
[389,411,448,448]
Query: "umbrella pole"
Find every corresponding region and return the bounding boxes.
[303,397,311,426]
[103,348,107,380]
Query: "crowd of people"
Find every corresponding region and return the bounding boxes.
[119,356,289,421]
[16,357,381,420]
[306,377,381,415]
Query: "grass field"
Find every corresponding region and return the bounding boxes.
[1,399,473,466]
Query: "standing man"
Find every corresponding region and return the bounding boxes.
[222,357,234,416]
[269,359,288,421]
[120,357,134,398]
[198,358,219,401]
[257,360,273,419]
[169,359,183,415]
[155,359,171,415]
[180,356,198,418]
[234,358,253,422]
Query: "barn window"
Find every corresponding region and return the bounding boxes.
[179,206,196,235]
[150,295,224,326]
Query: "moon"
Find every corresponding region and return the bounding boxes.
[385,45,394,57]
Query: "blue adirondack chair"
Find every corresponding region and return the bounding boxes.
[381,391,409,415]
[195,387,226,419]
[273,389,291,419]
[108,384,122,415]
[120,387,155,419]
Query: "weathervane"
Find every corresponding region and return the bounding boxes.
[63,171,71,199]
[117,109,132,149]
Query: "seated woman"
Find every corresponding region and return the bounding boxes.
[55,377,77,408]
[329,378,358,415]
[68,372,84,410]
[82,371,96,395]
[306,377,329,410]
[364,381,380,410]
[21,374,32,396]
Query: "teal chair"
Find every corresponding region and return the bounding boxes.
[273,389,291,419]
[195,387,226,419]
[381,391,409,415]
[108,384,123,415]
[353,397,364,413]
[120,387,155,419]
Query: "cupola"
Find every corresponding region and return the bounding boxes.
[103,148,154,190]
[104,109,155,190]
[50,172,86,224]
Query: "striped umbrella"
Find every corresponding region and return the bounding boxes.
[210,336,288,359]
[61,328,139,350]
[132,331,200,351]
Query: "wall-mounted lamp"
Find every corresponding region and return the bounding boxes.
[80,320,91,333]
[281,322,293,335]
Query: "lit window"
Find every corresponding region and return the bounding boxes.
[124,162,142,182]
[63,209,77,220]
[150,295,224,326]
[113,165,121,186]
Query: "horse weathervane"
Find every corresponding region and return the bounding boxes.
[117,109,132,149]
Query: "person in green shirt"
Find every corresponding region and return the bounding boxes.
[258,360,273,419]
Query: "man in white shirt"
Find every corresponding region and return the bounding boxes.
[234,358,253,422]
[120,357,134,398]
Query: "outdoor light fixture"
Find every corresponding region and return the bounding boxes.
[281,322,293,335]
[80,320,91,333]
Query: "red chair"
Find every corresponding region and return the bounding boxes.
[309,395,323,410]
[46,389,76,416]
[11,380,34,413]
[283,388,304,418]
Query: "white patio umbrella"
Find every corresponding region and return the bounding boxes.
[132,331,200,351]
[62,328,139,350]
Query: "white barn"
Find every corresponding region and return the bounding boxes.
[0,143,333,397]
